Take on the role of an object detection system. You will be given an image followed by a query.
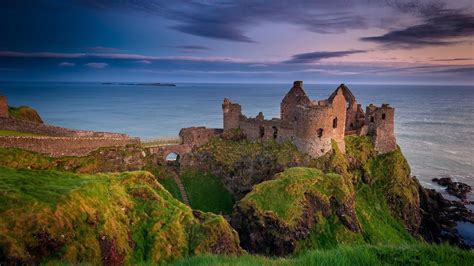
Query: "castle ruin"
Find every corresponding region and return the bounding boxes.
[0,96,8,118]
[223,81,396,157]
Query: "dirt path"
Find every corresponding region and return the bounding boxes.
[172,171,190,206]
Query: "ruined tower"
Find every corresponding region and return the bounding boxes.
[0,96,9,118]
[222,98,242,131]
[365,104,396,154]
[293,87,347,157]
[220,81,396,158]
[280,81,312,122]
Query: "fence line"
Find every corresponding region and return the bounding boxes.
[141,136,182,147]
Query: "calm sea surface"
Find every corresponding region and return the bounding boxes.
[1,82,473,190]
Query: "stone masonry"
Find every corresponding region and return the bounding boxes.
[0,96,8,118]
[222,81,397,158]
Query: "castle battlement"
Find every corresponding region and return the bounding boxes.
[222,81,396,158]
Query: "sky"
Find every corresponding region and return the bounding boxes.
[0,0,473,84]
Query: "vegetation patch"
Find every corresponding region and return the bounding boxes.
[362,147,421,234]
[0,168,241,264]
[0,130,44,137]
[232,167,359,255]
[175,243,474,266]
[189,137,305,198]
[181,170,235,215]
[8,106,44,124]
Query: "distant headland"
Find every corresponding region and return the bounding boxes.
[101,82,176,87]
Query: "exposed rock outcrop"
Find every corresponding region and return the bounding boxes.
[231,167,360,256]
[432,177,472,201]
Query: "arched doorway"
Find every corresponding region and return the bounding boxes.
[165,152,180,162]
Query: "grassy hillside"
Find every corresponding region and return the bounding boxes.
[0,168,241,264]
[175,244,474,265]
[8,106,43,124]
[181,170,235,214]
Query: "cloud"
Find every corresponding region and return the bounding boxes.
[162,45,210,50]
[360,10,474,48]
[79,1,379,43]
[284,50,367,64]
[431,58,474,62]
[136,60,152,64]
[84,46,125,53]
[0,50,261,63]
[84,62,108,69]
[58,62,75,67]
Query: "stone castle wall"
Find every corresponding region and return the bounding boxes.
[179,127,223,147]
[222,81,397,158]
[365,104,396,154]
[0,96,8,118]
[0,136,139,157]
[0,117,131,138]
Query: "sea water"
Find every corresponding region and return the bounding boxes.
[1,82,473,189]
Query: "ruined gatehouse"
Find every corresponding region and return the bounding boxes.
[223,81,396,157]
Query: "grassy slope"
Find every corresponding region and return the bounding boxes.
[8,106,43,124]
[181,170,235,214]
[0,130,43,136]
[175,244,474,266]
[243,167,352,225]
[0,167,241,264]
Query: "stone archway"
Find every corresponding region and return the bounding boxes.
[165,152,180,162]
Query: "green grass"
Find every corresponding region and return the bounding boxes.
[0,130,43,137]
[159,177,183,201]
[180,170,235,214]
[8,106,43,123]
[174,244,474,265]
[0,167,241,264]
[243,167,353,225]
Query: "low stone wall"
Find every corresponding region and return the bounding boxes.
[0,136,140,157]
[0,117,130,138]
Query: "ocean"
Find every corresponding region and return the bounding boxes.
[1,82,473,191]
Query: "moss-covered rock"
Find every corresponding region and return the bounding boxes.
[232,167,359,256]
[362,147,421,234]
[0,145,151,174]
[8,106,43,124]
[188,137,305,199]
[0,168,242,264]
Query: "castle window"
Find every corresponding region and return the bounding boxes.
[333,117,338,129]
[272,126,278,139]
[259,125,265,138]
[317,128,323,138]
[382,113,386,120]
[370,116,375,123]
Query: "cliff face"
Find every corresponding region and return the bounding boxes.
[229,136,423,255]
[232,167,360,256]
[187,137,305,199]
[0,169,242,264]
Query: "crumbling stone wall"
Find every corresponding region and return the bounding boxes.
[365,104,396,154]
[0,117,130,138]
[0,136,139,157]
[327,87,347,153]
[221,80,397,158]
[179,127,222,147]
[293,105,334,158]
[222,98,242,131]
[280,81,313,121]
[0,96,8,118]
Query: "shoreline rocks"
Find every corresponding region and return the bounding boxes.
[432,177,472,202]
